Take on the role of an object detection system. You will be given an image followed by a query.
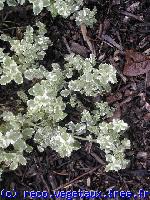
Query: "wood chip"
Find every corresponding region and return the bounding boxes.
[106,92,122,103]
[70,42,89,57]
[136,152,147,160]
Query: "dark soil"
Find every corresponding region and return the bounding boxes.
[0,0,150,199]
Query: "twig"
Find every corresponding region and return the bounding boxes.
[53,165,101,191]
[62,36,72,54]
[90,152,106,165]
[80,23,96,56]
[119,10,144,22]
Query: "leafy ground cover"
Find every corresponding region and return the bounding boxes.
[0,0,150,199]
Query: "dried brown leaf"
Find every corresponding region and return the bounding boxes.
[123,49,150,76]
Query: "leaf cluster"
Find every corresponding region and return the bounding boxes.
[0,22,51,85]
[0,0,97,27]
[0,21,131,180]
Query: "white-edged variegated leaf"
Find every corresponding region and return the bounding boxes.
[0,0,5,10]
[74,7,97,27]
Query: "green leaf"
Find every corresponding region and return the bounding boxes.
[13,139,27,152]
[22,128,35,139]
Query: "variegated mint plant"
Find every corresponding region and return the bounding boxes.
[0,20,130,180]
